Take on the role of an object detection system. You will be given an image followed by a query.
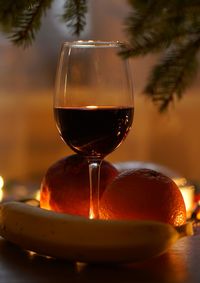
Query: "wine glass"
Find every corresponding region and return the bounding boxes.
[54,40,134,219]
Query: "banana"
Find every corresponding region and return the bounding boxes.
[0,201,193,263]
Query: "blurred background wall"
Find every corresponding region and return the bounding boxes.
[0,0,200,184]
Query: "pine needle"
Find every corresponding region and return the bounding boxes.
[9,0,52,48]
[123,0,200,111]
[62,0,88,36]
[145,37,200,112]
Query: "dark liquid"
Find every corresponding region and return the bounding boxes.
[54,106,134,158]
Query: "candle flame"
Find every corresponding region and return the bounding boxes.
[35,190,41,201]
[173,177,195,218]
[0,176,4,202]
[179,185,195,218]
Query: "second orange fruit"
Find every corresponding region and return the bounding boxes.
[99,169,186,226]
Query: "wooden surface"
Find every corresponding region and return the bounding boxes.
[0,227,200,283]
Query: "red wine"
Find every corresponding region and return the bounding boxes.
[54,106,134,158]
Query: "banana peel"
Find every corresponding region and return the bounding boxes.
[0,201,193,263]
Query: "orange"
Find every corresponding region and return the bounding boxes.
[99,168,186,226]
[40,154,118,217]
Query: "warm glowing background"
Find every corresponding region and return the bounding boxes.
[0,0,200,185]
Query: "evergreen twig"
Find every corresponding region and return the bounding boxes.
[0,0,30,31]
[62,0,88,36]
[145,36,200,112]
[123,0,200,111]
[9,0,52,48]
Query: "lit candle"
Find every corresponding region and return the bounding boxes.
[179,185,195,218]
[173,178,195,218]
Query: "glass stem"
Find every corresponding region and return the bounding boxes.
[88,159,102,219]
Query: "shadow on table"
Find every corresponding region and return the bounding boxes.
[0,238,189,283]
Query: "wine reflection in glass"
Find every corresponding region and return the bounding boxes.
[54,41,134,219]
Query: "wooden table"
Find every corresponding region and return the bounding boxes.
[0,227,200,283]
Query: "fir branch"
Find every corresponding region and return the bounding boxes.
[123,0,200,57]
[0,1,28,32]
[62,0,88,36]
[144,36,200,112]
[123,0,200,111]
[9,0,52,48]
